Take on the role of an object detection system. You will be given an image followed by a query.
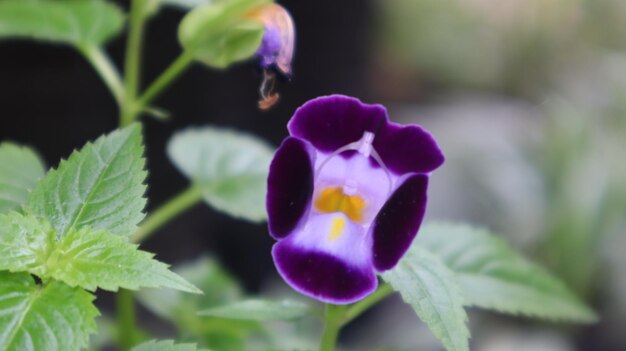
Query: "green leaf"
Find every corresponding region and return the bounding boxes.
[0,271,98,351]
[49,227,201,294]
[138,257,256,351]
[382,246,469,351]
[167,127,273,222]
[139,257,242,320]
[0,0,125,46]
[0,143,46,214]
[178,0,268,68]
[161,0,211,10]
[131,340,209,351]
[0,212,200,294]
[416,222,598,322]
[29,124,147,237]
[0,212,53,276]
[198,299,310,321]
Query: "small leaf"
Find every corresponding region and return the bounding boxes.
[138,257,242,321]
[161,0,211,10]
[0,212,200,294]
[178,0,268,68]
[198,299,310,321]
[167,127,273,222]
[0,143,46,213]
[0,271,98,351]
[29,124,147,237]
[131,340,209,351]
[0,0,125,46]
[0,212,53,276]
[382,246,469,351]
[50,227,201,294]
[416,223,598,322]
[138,257,255,351]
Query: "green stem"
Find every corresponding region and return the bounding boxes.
[79,45,125,107]
[116,289,139,351]
[343,283,394,324]
[319,304,347,351]
[121,0,150,126]
[135,51,195,112]
[131,186,204,243]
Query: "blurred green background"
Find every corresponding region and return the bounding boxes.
[369,0,626,350]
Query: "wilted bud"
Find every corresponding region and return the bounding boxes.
[247,3,295,109]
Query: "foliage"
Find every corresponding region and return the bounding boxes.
[198,299,311,321]
[28,125,147,237]
[416,223,597,322]
[0,127,198,351]
[168,127,273,222]
[0,0,124,47]
[131,340,209,351]
[0,143,46,214]
[0,271,98,351]
[382,246,470,351]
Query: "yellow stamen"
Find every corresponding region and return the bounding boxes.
[314,187,366,222]
[328,216,346,241]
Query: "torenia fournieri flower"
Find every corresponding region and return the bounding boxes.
[247,3,295,110]
[266,95,445,304]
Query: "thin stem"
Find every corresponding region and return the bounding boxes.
[121,0,150,126]
[116,289,139,351]
[131,186,204,243]
[343,283,394,324]
[319,304,347,351]
[79,45,125,107]
[136,51,195,111]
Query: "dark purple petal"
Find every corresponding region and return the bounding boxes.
[272,241,377,304]
[374,122,445,175]
[372,174,429,271]
[267,137,315,239]
[288,95,388,153]
[257,27,282,68]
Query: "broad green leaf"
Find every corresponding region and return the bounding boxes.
[0,271,98,351]
[0,212,53,276]
[0,0,125,46]
[167,127,273,222]
[416,223,597,322]
[29,124,147,237]
[178,0,268,68]
[131,340,209,351]
[0,212,200,294]
[138,257,256,351]
[382,246,469,351]
[0,143,45,213]
[198,299,310,321]
[139,257,242,320]
[49,227,201,294]
[161,0,211,10]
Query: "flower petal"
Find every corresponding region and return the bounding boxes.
[272,213,377,304]
[371,174,429,271]
[288,95,388,153]
[374,122,445,175]
[313,151,392,225]
[267,137,315,239]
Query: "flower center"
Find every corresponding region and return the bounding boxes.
[314,186,366,222]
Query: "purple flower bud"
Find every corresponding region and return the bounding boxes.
[249,3,295,77]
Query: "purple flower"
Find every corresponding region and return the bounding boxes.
[266,95,445,304]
